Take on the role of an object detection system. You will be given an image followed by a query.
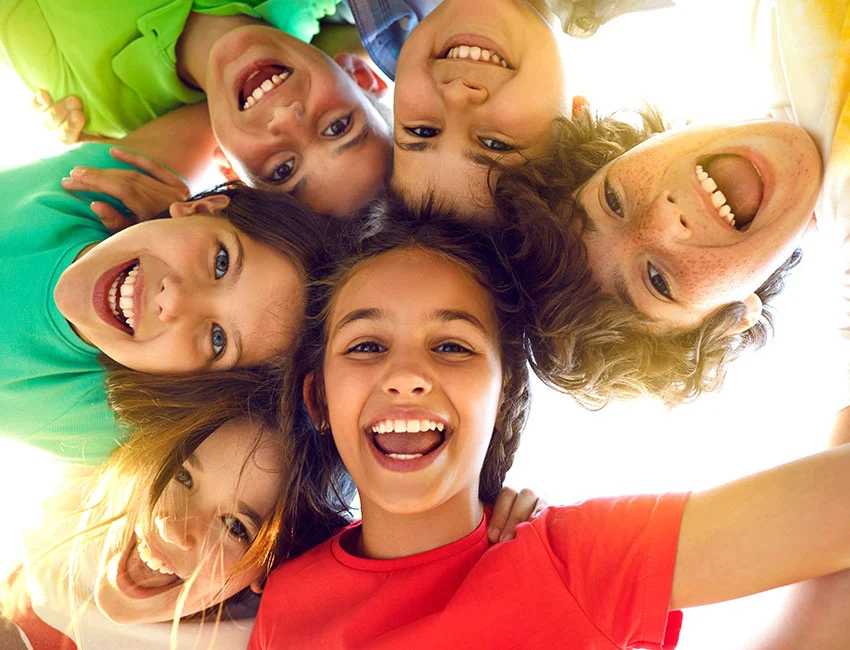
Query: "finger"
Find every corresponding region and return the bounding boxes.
[65,167,138,202]
[109,148,188,191]
[488,487,517,544]
[58,110,85,145]
[90,201,136,234]
[31,89,52,112]
[499,489,539,542]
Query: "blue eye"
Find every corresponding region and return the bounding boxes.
[211,324,227,358]
[434,342,471,354]
[269,159,295,183]
[222,515,250,543]
[479,137,514,152]
[215,246,229,280]
[604,178,624,217]
[323,114,352,137]
[346,341,386,354]
[647,263,672,300]
[174,467,193,489]
[405,125,440,138]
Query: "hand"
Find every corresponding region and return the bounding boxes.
[61,148,190,233]
[32,89,89,145]
[488,487,546,544]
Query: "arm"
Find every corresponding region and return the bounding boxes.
[671,442,850,610]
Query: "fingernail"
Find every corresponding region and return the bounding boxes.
[65,99,78,110]
[61,177,72,186]
[35,91,48,106]
[68,113,78,125]
[70,167,84,179]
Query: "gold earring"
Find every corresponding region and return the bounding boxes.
[318,419,328,435]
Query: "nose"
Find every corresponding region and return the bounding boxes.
[156,275,203,324]
[155,515,196,552]
[636,192,693,245]
[439,78,488,106]
[381,354,433,397]
[267,101,305,137]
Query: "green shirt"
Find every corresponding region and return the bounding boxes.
[0,0,338,138]
[0,143,140,464]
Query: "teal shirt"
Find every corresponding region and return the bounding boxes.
[0,143,140,464]
[0,0,338,138]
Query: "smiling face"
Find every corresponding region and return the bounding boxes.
[579,120,822,331]
[94,418,285,623]
[391,0,568,218]
[54,203,304,373]
[320,247,503,517]
[204,25,391,218]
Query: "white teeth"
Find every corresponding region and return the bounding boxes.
[241,70,290,111]
[136,538,175,576]
[695,164,736,228]
[387,453,424,460]
[108,264,139,331]
[371,419,445,434]
[446,45,509,68]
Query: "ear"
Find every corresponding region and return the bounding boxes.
[572,95,590,118]
[727,293,763,336]
[213,146,240,182]
[249,578,264,594]
[303,372,327,427]
[333,53,388,98]
[168,194,231,218]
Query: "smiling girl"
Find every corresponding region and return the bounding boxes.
[0,122,329,463]
[248,205,850,649]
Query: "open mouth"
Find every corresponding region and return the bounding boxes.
[438,36,513,70]
[369,418,448,461]
[107,261,139,332]
[238,64,292,112]
[116,533,184,599]
[695,154,764,232]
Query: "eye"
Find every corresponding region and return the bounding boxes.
[405,125,440,138]
[269,159,295,183]
[647,263,672,300]
[434,341,472,354]
[479,137,515,152]
[214,245,229,280]
[222,515,251,543]
[322,114,352,137]
[346,340,386,354]
[604,178,624,217]
[174,467,193,489]
[211,323,227,358]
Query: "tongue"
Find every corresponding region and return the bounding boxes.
[705,155,763,229]
[242,65,287,100]
[374,432,443,456]
[125,546,181,590]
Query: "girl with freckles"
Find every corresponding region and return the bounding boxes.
[249,203,850,650]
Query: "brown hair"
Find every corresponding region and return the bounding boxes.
[297,193,530,503]
[494,109,802,407]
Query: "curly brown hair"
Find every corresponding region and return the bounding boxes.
[297,192,530,503]
[493,108,802,408]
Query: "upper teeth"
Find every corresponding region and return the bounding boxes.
[371,419,445,434]
[696,165,736,228]
[446,45,509,68]
[108,264,138,331]
[242,70,290,111]
[136,538,175,576]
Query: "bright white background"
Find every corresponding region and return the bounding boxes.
[0,1,844,648]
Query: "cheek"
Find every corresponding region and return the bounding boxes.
[670,251,759,304]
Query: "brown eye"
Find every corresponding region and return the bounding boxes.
[647,263,672,300]
[604,178,624,217]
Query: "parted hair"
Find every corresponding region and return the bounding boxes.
[297,193,531,504]
[493,108,802,407]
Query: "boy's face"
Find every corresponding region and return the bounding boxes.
[205,26,391,218]
[579,120,822,331]
[391,0,569,218]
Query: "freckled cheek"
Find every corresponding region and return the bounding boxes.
[669,252,760,304]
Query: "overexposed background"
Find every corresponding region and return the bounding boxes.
[0,1,843,648]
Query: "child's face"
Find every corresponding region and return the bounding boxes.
[320,247,503,516]
[95,418,284,623]
[205,26,392,218]
[391,0,567,218]
[579,120,822,331]
[54,201,303,373]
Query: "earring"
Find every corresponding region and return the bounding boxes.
[317,419,329,435]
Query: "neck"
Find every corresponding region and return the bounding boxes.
[357,491,485,559]
[176,12,263,91]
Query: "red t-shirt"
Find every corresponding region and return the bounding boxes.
[249,494,689,650]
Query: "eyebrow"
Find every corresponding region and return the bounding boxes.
[335,123,371,156]
[613,268,658,322]
[225,233,245,366]
[394,137,433,153]
[332,307,490,336]
[429,308,490,335]
[333,307,387,336]
[186,452,203,473]
[237,502,264,531]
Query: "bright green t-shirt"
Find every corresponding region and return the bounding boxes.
[0,0,339,138]
[0,143,141,464]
